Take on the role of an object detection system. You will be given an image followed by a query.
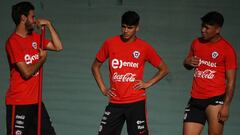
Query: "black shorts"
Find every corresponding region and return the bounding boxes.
[6,103,55,135]
[98,100,149,135]
[183,94,225,125]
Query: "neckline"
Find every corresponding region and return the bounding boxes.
[119,35,138,45]
[199,36,222,45]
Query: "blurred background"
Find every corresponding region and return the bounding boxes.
[0,0,239,134]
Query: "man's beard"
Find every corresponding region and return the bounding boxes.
[25,20,34,35]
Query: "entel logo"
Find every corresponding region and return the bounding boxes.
[111,58,139,69]
[24,54,39,64]
[198,59,216,67]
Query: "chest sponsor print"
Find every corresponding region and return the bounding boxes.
[111,58,139,69]
[112,72,136,82]
[194,68,216,79]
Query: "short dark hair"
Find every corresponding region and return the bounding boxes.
[121,11,140,26]
[201,11,224,27]
[12,1,35,25]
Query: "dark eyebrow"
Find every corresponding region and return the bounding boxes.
[201,23,210,28]
[121,25,135,29]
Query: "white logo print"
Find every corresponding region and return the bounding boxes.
[212,51,219,59]
[215,101,224,105]
[104,111,111,115]
[198,59,216,67]
[98,125,103,132]
[16,115,25,120]
[184,113,188,120]
[194,68,216,79]
[111,58,139,69]
[24,54,39,64]
[132,51,140,59]
[136,120,145,125]
[112,72,136,82]
[138,125,145,130]
[16,120,24,125]
[32,42,38,49]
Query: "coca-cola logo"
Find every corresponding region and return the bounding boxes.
[111,58,139,69]
[112,72,136,82]
[194,68,216,79]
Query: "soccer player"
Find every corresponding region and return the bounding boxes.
[92,11,169,135]
[5,1,63,135]
[183,11,238,135]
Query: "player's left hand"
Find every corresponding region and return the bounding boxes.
[133,80,149,90]
[217,105,229,123]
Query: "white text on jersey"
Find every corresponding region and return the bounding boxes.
[112,58,139,69]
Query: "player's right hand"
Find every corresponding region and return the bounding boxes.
[102,88,116,97]
[186,56,200,67]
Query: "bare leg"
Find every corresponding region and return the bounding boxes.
[206,105,224,135]
[183,122,204,135]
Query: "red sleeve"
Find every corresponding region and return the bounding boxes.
[96,40,109,63]
[6,38,25,64]
[43,38,50,49]
[33,32,49,49]
[146,45,162,67]
[225,45,238,70]
[187,41,195,58]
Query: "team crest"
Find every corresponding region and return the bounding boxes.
[211,51,219,59]
[32,42,38,49]
[132,51,140,59]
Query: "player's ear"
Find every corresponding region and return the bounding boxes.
[216,27,221,34]
[20,14,27,24]
[136,25,140,32]
[215,25,221,34]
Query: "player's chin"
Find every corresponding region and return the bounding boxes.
[201,36,210,41]
[27,29,34,35]
[122,34,130,38]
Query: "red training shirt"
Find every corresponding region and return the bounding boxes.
[5,32,49,105]
[187,37,238,99]
[96,36,162,104]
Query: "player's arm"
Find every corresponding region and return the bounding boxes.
[91,59,109,96]
[218,69,237,122]
[133,60,169,90]
[16,48,47,80]
[36,19,63,51]
[183,43,199,70]
[183,56,200,70]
